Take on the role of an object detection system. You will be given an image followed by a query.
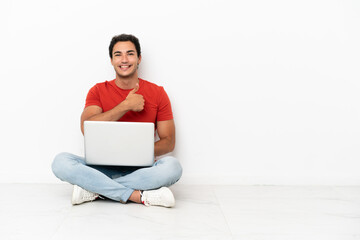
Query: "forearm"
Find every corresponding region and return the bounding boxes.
[81,102,129,134]
[154,137,175,156]
[88,103,129,121]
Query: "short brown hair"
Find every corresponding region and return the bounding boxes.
[109,34,141,58]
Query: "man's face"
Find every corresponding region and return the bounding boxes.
[111,41,141,78]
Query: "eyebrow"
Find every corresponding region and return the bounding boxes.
[113,50,136,54]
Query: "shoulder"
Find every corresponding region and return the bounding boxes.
[140,78,163,90]
[140,78,168,97]
[95,80,114,88]
[89,80,115,92]
[139,78,167,96]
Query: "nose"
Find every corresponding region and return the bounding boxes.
[121,54,128,63]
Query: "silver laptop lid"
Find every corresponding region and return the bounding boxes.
[84,121,154,166]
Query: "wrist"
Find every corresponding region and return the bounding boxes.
[119,99,131,112]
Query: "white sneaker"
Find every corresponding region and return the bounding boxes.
[141,187,175,207]
[71,185,99,205]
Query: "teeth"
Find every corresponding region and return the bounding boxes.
[120,65,130,69]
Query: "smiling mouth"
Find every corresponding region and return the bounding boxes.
[119,65,131,70]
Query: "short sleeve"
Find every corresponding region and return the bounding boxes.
[85,85,103,109]
[157,87,173,121]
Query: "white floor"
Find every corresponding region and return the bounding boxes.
[1,184,360,240]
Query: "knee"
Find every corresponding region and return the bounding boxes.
[51,152,77,180]
[158,156,183,182]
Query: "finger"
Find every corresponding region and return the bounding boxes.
[129,83,139,94]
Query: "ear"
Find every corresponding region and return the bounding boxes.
[138,55,142,65]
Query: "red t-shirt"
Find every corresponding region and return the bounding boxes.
[85,78,173,124]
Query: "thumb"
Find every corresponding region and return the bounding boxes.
[129,83,139,94]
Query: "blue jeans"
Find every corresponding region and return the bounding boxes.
[52,152,182,203]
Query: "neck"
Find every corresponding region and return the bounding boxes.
[114,74,139,89]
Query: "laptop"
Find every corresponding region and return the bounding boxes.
[84,121,155,166]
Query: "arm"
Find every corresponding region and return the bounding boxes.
[80,84,144,135]
[80,104,128,135]
[155,119,175,156]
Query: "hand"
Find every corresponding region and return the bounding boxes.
[124,83,145,112]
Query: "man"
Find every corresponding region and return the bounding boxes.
[52,34,182,207]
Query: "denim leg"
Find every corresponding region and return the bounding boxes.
[114,156,183,190]
[51,152,134,203]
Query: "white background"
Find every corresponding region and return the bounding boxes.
[0,0,359,185]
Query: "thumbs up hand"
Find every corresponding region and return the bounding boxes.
[124,83,145,112]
